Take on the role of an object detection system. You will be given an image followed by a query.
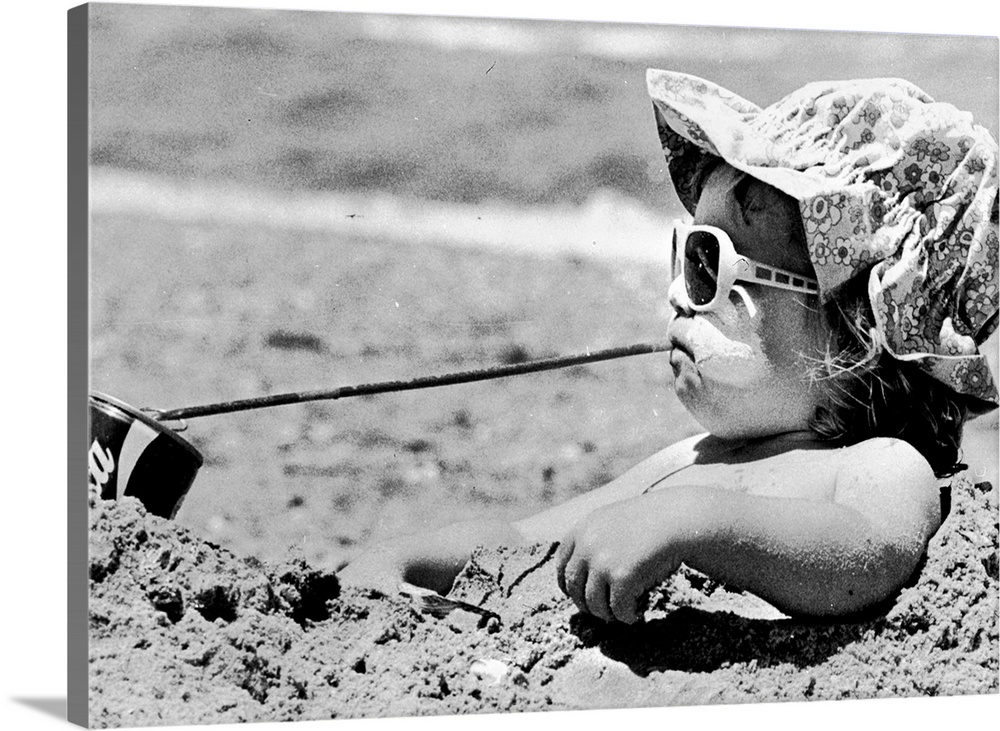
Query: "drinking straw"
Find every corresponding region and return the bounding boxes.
[152,341,669,421]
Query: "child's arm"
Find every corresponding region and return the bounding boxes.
[556,438,941,623]
[337,434,707,593]
[336,518,524,594]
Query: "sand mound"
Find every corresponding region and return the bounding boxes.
[87,476,998,727]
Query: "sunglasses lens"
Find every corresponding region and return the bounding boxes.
[684,230,721,306]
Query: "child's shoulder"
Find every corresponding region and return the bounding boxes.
[836,437,935,480]
[831,437,942,536]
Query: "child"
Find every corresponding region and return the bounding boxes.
[338,71,998,624]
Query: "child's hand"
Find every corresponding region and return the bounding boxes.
[555,491,696,624]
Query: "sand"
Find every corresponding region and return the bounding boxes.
[87,472,997,728]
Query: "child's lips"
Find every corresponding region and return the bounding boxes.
[667,317,696,361]
[668,334,696,364]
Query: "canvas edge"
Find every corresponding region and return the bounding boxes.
[68,3,91,728]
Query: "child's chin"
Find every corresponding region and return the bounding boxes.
[695,414,770,441]
[673,380,716,425]
[677,386,764,439]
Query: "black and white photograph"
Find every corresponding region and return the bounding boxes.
[58,1,1000,728]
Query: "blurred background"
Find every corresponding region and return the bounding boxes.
[88,5,998,206]
[87,3,999,568]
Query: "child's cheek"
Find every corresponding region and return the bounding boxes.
[689,310,772,387]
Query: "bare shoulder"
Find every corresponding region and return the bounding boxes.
[833,437,940,538]
[836,437,936,486]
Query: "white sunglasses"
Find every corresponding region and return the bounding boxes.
[670,220,819,311]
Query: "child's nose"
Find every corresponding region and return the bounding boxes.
[667,276,695,316]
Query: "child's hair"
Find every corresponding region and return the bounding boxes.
[806,263,969,479]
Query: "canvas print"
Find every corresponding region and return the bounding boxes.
[72,2,999,727]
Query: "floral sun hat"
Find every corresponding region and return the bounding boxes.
[647,69,999,411]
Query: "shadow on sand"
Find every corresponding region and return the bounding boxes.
[567,601,899,677]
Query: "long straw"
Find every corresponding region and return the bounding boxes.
[152,341,670,421]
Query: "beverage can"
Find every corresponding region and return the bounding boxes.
[88,392,204,519]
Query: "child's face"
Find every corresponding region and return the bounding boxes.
[667,163,825,439]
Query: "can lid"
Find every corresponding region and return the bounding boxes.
[90,392,204,465]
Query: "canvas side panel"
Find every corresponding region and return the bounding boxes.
[67,3,90,728]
